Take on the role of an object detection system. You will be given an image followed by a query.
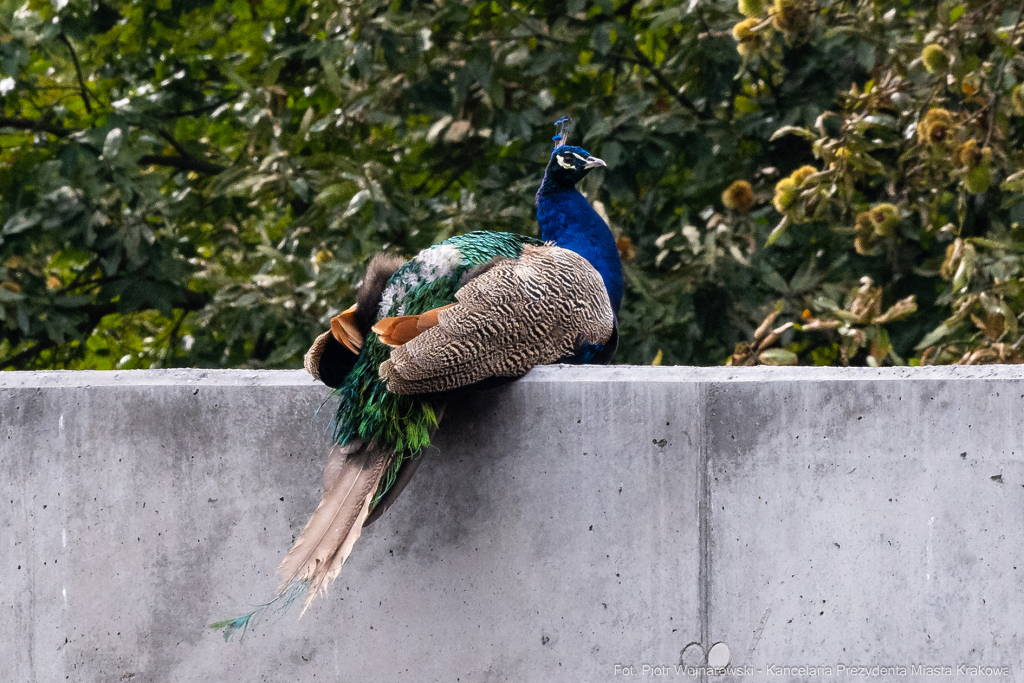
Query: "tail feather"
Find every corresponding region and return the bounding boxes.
[276,438,392,615]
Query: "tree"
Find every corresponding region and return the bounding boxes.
[1,0,1022,370]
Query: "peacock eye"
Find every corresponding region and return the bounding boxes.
[555,154,575,170]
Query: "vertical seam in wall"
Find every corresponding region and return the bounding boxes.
[697,382,710,683]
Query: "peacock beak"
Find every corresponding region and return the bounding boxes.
[584,156,607,169]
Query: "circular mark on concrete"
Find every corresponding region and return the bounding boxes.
[679,642,705,667]
[707,642,731,668]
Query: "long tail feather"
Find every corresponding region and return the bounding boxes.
[276,438,392,615]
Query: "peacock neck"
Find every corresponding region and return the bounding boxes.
[535,185,623,315]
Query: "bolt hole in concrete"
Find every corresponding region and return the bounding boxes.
[679,641,731,668]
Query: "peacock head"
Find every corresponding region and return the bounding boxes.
[546,145,607,188]
[544,117,606,189]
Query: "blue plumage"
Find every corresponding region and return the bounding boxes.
[535,144,623,314]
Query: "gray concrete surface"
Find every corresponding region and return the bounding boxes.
[1,366,1022,682]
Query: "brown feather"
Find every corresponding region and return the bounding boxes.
[416,303,457,331]
[372,316,418,346]
[330,304,362,353]
[372,303,458,347]
[277,439,392,614]
[378,245,614,395]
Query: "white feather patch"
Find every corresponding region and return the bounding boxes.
[378,244,464,317]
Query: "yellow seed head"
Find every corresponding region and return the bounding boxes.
[921,44,948,75]
[722,180,756,212]
[790,165,817,187]
[917,108,957,145]
[952,139,991,170]
[773,177,797,213]
[1012,86,1024,116]
[854,234,878,256]
[854,211,874,237]
[869,203,900,236]
[732,18,764,56]
[771,0,806,33]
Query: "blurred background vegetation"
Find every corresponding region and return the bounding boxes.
[1,0,1023,370]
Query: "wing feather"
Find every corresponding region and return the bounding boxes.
[379,244,613,395]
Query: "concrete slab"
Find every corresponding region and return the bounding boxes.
[3,366,1024,681]
[706,376,1024,682]
[0,369,701,682]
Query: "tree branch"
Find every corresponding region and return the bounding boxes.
[0,116,71,137]
[623,48,711,120]
[0,117,225,173]
[138,154,226,175]
[57,33,93,115]
[152,96,240,120]
[146,129,226,174]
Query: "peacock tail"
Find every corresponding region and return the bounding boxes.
[214,120,622,639]
[330,230,542,506]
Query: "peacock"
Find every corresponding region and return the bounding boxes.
[214,118,623,638]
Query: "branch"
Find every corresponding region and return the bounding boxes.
[57,33,93,115]
[0,116,71,137]
[138,154,226,175]
[147,129,227,174]
[0,116,225,173]
[623,48,711,120]
[152,96,240,120]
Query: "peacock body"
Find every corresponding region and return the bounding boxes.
[215,119,622,637]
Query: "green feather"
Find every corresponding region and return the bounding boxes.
[331,231,542,507]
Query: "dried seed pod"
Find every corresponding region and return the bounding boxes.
[854,234,878,255]
[722,180,755,212]
[770,0,808,33]
[854,211,874,237]
[790,165,817,187]
[732,18,765,56]
[868,203,900,237]
[1012,86,1024,116]
[952,139,990,169]
[773,177,798,212]
[917,108,957,145]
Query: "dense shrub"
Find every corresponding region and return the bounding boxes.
[1,0,1022,368]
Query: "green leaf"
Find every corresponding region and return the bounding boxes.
[915,323,955,350]
[765,216,789,247]
[102,128,123,159]
[758,348,799,366]
[770,126,815,141]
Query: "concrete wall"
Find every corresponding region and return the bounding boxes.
[1,366,1022,682]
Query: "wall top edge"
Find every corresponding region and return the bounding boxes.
[2,364,1024,389]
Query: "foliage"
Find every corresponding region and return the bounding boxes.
[1,0,1023,370]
